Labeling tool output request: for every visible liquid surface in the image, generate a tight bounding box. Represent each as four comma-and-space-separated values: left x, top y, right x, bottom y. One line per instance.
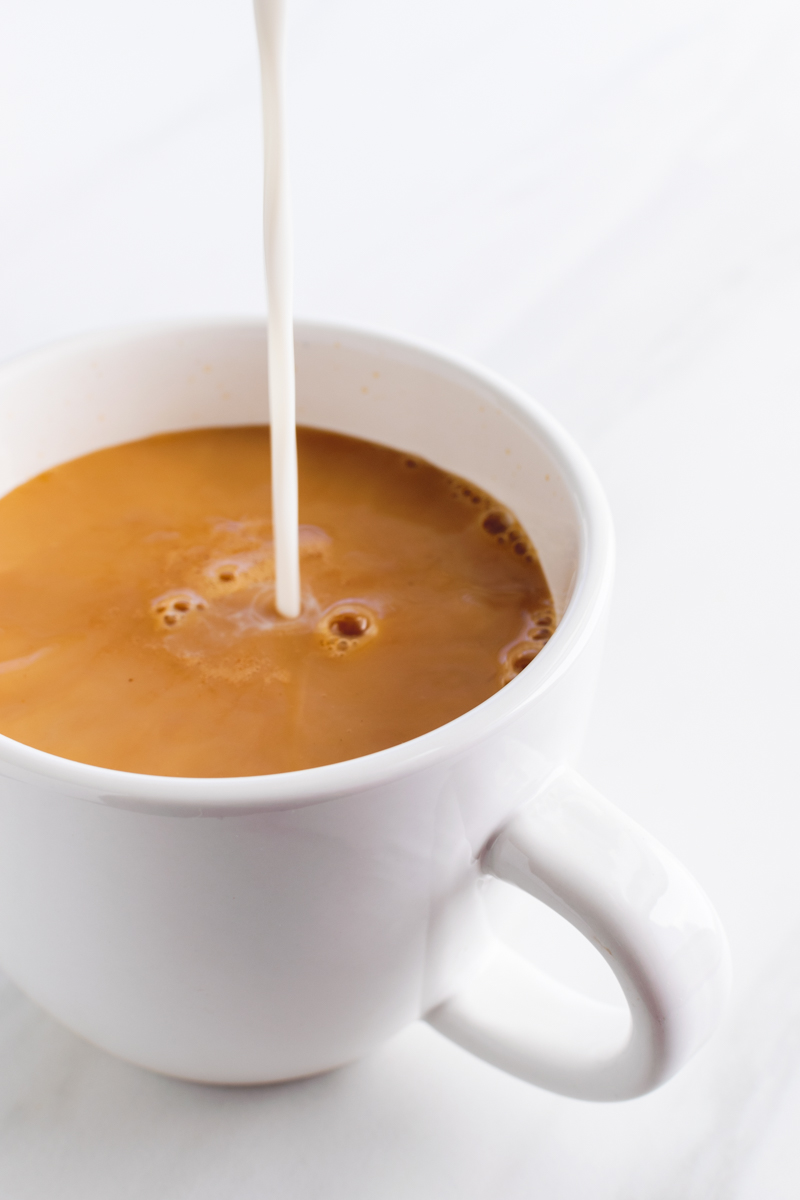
0, 427, 555, 776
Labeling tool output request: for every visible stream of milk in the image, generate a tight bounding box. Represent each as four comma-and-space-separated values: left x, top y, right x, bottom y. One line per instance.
253, 0, 301, 619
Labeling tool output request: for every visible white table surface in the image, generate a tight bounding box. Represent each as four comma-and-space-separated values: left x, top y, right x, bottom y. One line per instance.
1, 1, 799, 1195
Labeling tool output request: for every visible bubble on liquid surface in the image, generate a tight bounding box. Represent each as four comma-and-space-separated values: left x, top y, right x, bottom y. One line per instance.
151, 591, 207, 629
483, 511, 510, 536
499, 612, 555, 685
318, 604, 378, 656
330, 612, 370, 638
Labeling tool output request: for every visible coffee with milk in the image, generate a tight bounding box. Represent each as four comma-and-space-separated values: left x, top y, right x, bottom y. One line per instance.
0, 425, 554, 776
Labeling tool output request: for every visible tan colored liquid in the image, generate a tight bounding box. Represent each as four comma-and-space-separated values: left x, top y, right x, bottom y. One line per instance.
0, 427, 555, 776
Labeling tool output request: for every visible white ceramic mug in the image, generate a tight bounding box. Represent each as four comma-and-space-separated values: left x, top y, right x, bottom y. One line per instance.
0, 321, 730, 1100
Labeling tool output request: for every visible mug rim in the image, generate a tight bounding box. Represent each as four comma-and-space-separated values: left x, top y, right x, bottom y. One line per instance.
0, 318, 614, 812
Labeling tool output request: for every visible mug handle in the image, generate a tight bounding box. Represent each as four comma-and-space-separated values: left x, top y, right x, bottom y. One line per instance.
426, 767, 731, 1100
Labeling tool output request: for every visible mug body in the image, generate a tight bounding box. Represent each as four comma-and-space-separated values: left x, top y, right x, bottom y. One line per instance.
0, 322, 612, 1082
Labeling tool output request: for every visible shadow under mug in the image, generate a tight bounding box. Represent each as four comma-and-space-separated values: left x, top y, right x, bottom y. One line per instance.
0, 321, 730, 1100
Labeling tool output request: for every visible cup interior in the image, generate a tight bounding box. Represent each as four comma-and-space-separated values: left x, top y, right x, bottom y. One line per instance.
0, 321, 587, 618
0, 320, 612, 804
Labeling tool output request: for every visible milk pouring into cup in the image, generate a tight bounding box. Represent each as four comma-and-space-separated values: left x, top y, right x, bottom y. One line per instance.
254, 0, 300, 620
0, 2, 731, 1099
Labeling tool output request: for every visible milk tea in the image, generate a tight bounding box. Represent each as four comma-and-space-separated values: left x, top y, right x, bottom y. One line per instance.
0, 426, 555, 776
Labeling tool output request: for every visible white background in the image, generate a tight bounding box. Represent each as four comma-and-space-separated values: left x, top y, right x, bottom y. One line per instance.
1, 1, 800, 1195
